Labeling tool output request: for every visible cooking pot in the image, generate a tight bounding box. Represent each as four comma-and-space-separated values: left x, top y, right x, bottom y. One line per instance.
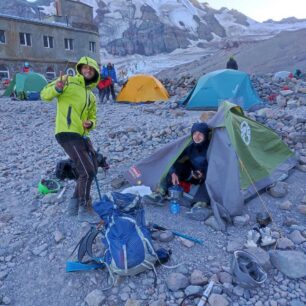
168, 185, 183, 200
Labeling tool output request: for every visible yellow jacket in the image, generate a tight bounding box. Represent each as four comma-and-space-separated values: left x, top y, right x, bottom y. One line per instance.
41, 56, 100, 136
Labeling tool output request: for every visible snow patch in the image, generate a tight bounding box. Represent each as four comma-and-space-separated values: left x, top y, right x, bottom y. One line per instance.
39, 3, 56, 16
100, 45, 213, 77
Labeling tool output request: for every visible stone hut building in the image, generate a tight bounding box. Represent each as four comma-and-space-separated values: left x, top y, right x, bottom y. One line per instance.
0, 0, 100, 82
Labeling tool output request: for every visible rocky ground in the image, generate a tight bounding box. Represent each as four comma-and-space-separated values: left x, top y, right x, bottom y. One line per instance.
0, 74, 306, 306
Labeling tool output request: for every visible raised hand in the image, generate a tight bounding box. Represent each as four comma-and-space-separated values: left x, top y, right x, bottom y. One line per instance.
55, 71, 68, 92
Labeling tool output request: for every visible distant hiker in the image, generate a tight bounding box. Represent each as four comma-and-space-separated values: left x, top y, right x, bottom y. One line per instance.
97, 74, 112, 103
40, 56, 100, 223
22, 62, 31, 73
226, 56, 238, 70
144, 122, 210, 205
294, 69, 302, 79
102, 62, 117, 101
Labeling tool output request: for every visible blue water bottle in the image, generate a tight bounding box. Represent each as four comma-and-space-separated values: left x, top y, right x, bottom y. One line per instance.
170, 199, 181, 215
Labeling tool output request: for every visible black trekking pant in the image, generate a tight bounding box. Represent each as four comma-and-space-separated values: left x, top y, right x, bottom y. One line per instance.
109, 84, 116, 100
56, 135, 97, 204
98, 88, 110, 103
165, 161, 210, 203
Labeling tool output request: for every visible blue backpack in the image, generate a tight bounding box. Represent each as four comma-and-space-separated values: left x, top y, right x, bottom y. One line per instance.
96, 192, 157, 277
69, 192, 158, 285
66, 193, 175, 290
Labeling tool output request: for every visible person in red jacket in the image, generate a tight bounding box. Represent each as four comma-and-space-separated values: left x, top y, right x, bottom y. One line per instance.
97, 74, 112, 103
22, 62, 31, 73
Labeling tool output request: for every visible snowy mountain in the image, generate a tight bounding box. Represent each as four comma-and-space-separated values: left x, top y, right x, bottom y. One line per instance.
3, 0, 306, 56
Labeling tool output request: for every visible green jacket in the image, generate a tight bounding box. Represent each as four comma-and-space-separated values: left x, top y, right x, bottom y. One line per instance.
41, 56, 100, 136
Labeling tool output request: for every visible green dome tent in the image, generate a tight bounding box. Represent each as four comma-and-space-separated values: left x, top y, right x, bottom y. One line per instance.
181, 69, 263, 111
3, 72, 48, 100
125, 101, 296, 230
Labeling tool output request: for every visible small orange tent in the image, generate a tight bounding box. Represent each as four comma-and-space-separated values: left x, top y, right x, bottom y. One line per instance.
116, 74, 169, 103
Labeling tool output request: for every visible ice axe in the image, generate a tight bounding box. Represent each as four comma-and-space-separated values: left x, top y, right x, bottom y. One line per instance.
151, 223, 204, 245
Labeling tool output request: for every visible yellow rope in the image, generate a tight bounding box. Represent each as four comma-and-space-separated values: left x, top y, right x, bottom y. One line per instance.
240, 157, 287, 242
239, 158, 274, 223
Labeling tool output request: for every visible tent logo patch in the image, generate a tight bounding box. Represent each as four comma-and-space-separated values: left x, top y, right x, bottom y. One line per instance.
129, 166, 141, 179
240, 121, 251, 145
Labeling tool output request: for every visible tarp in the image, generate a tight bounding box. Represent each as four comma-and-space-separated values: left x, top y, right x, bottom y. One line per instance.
116, 74, 169, 103
125, 101, 296, 230
181, 69, 263, 110
3, 72, 48, 99
273, 71, 291, 81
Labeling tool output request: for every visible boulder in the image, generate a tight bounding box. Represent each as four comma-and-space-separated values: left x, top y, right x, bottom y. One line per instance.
166, 273, 189, 291
208, 293, 229, 306
269, 250, 306, 279
276, 237, 294, 250
267, 182, 288, 198
84, 289, 105, 306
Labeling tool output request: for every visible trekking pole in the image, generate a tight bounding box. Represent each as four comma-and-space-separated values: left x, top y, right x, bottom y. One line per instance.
197, 280, 214, 306
152, 224, 204, 245
82, 136, 103, 201
94, 175, 102, 201
89, 150, 102, 201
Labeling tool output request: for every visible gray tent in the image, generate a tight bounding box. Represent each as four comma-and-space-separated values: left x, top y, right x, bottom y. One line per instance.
125, 101, 296, 230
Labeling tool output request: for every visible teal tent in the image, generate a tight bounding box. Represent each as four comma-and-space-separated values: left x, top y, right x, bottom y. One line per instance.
3, 72, 48, 100
181, 69, 263, 110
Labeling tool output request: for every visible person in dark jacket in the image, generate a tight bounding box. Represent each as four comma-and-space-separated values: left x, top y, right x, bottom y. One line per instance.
102, 63, 117, 101
169, 122, 209, 188
226, 56, 238, 70
144, 122, 210, 205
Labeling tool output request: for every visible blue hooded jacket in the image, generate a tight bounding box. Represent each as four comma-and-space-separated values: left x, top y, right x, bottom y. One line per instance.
102, 64, 117, 83
170, 122, 210, 178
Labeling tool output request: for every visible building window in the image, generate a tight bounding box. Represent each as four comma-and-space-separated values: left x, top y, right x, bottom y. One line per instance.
20, 32, 31, 46
0, 65, 10, 80
0, 30, 5, 44
46, 67, 56, 80
64, 38, 73, 50
66, 68, 75, 76
43, 35, 54, 48
89, 41, 96, 52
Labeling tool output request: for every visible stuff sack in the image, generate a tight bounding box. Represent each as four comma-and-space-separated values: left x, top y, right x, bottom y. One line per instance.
55, 159, 78, 180
55, 153, 108, 181
27, 91, 40, 100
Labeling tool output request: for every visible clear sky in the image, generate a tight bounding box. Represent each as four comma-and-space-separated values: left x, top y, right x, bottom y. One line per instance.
200, 0, 306, 22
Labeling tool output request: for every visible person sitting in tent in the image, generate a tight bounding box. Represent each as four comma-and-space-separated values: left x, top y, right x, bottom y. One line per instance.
226, 56, 238, 70
144, 122, 210, 206
102, 62, 117, 101
97, 74, 112, 103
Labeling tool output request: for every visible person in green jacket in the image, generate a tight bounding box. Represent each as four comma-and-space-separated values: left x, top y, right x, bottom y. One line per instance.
41, 56, 100, 223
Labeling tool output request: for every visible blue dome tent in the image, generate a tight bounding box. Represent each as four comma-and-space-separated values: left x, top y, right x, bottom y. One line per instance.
181, 69, 263, 110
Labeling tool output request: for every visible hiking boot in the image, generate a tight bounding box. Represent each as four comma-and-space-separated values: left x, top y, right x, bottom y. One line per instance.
186, 207, 212, 221
142, 192, 166, 206
78, 199, 101, 224
67, 197, 79, 216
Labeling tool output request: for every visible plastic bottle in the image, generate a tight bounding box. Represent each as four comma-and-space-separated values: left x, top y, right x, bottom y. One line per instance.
169, 199, 181, 215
